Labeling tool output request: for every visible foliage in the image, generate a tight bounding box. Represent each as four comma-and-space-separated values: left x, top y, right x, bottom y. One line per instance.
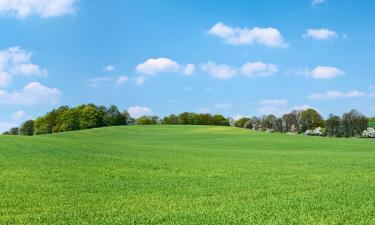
162, 112, 230, 126
19, 120, 34, 136
135, 116, 159, 125
342, 109, 368, 137
234, 117, 250, 128
325, 114, 341, 137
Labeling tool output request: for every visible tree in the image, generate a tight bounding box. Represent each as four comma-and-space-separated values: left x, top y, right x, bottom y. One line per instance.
299, 109, 324, 132
342, 109, 368, 137
261, 115, 277, 131
19, 120, 34, 136
135, 116, 159, 125
212, 114, 230, 126
234, 117, 250, 128
282, 112, 298, 132
161, 114, 179, 125
8, 127, 19, 135
325, 114, 341, 137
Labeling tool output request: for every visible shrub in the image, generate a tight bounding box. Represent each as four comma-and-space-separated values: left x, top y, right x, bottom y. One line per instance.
362, 128, 375, 138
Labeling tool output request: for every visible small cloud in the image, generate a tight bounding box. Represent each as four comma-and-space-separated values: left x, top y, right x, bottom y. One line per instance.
128, 106, 152, 118
103, 65, 116, 72
0, 0, 78, 18
12, 110, 26, 121
241, 61, 278, 77
0, 47, 48, 87
0, 82, 61, 105
200, 61, 237, 79
208, 22, 287, 48
304, 66, 344, 79
183, 64, 195, 76
303, 28, 337, 40
309, 90, 367, 100
136, 57, 180, 76
86, 76, 129, 88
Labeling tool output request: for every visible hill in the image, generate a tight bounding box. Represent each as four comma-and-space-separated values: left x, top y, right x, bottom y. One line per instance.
1, 125, 375, 224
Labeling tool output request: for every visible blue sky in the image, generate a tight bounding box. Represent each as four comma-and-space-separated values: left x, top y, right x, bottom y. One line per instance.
0, 0, 374, 131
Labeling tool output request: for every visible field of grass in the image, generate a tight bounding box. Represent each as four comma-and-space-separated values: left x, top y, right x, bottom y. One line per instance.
369, 121, 375, 128
1, 125, 375, 224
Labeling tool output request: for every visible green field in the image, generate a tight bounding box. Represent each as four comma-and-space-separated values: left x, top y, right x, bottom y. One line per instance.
1, 126, 375, 224
369, 122, 375, 128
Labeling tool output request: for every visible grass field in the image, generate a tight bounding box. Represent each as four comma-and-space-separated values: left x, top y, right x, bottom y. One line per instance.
369, 121, 375, 128
1, 125, 375, 224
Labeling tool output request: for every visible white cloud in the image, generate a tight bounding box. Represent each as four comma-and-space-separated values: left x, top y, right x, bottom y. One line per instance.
260, 99, 288, 106
311, 0, 327, 6
0, 47, 47, 87
214, 102, 231, 109
241, 61, 278, 77
305, 66, 344, 79
12, 110, 26, 121
115, 76, 129, 86
128, 106, 152, 119
208, 22, 287, 48
201, 61, 278, 80
309, 90, 366, 100
200, 61, 237, 79
136, 57, 179, 75
183, 64, 195, 76
135, 58, 194, 84
0, 82, 61, 105
304, 28, 337, 40
103, 65, 115, 72
0, 0, 77, 18
86, 76, 128, 88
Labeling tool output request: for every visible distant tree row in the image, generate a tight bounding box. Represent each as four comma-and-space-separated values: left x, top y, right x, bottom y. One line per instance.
3, 104, 133, 136
1, 104, 372, 138
233, 108, 369, 137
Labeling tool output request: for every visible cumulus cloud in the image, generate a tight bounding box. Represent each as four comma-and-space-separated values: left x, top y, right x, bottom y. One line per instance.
309, 90, 367, 100
128, 106, 152, 119
0, 82, 61, 105
200, 61, 237, 79
12, 110, 26, 121
257, 98, 318, 116
136, 57, 180, 75
208, 22, 287, 48
241, 61, 278, 77
304, 28, 337, 40
86, 76, 129, 88
0, 0, 77, 18
0, 47, 47, 87
135, 57, 195, 84
304, 66, 344, 79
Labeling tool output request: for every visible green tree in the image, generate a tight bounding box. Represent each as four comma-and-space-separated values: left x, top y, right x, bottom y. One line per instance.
19, 120, 34, 136
299, 109, 324, 132
135, 116, 159, 125
325, 114, 341, 137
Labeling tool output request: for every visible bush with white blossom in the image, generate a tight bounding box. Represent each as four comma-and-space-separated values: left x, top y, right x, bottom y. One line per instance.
305, 127, 322, 136
362, 128, 375, 138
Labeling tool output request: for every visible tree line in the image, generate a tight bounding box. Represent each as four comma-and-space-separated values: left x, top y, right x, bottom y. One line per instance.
2, 104, 374, 138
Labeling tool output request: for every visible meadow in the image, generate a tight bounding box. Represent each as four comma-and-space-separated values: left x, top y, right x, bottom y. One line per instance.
1, 125, 375, 224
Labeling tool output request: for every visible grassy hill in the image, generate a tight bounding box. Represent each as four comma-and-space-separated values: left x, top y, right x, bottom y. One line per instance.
1, 125, 375, 224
